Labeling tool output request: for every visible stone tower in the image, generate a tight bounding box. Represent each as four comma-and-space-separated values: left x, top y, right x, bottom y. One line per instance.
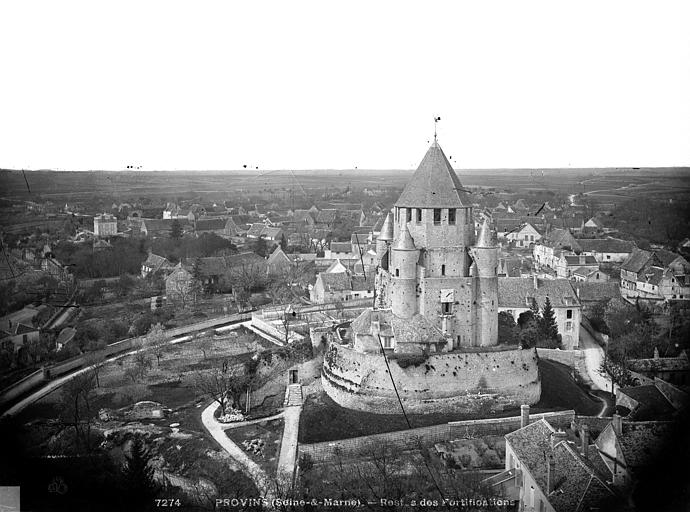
469, 218, 499, 347
374, 140, 498, 350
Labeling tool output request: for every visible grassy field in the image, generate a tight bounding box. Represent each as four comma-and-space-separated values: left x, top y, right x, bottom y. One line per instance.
224, 418, 284, 477
299, 359, 599, 444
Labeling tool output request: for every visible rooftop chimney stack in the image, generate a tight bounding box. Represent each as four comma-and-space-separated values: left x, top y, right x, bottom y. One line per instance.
520, 404, 530, 428
580, 424, 590, 458
612, 414, 622, 436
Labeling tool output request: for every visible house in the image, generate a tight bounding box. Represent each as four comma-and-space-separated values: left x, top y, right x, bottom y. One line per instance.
194, 218, 227, 236
223, 217, 242, 237
165, 252, 266, 302
93, 213, 118, 237
620, 249, 690, 301
576, 238, 636, 264
494, 216, 524, 238
265, 247, 316, 275
498, 277, 581, 349
0, 322, 40, 353
571, 266, 610, 283
309, 271, 374, 304
626, 350, 689, 386
506, 223, 542, 248
555, 254, 599, 279
139, 218, 190, 238
594, 415, 672, 490
498, 415, 616, 512
615, 383, 677, 420
246, 223, 284, 241
533, 228, 582, 271
315, 209, 337, 227
141, 252, 174, 278
41, 256, 70, 282
324, 241, 353, 259
572, 282, 621, 316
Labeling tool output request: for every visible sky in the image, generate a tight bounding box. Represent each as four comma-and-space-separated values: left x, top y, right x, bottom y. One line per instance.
1, 0, 689, 171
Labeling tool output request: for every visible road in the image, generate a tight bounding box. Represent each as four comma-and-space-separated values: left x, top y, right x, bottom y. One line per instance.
200, 401, 275, 500
579, 326, 617, 396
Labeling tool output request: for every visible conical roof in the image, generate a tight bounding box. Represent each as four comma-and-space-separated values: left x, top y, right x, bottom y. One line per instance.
475, 218, 493, 248
378, 213, 394, 241
395, 141, 470, 208
393, 224, 417, 251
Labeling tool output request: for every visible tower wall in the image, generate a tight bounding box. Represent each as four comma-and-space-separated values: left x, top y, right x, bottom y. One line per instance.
322, 342, 541, 414
469, 246, 499, 347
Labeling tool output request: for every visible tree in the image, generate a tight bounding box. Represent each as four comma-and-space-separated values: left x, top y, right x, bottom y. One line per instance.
170, 219, 183, 239
279, 234, 288, 251
145, 323, 167, 367
60, 371, 97, 452
537, 296, 561, 348
193, 364, 249, 414
198, 336, 213, 359
84, 350, 107, 388
122, 436, 159, 505
253, 236, 268, 257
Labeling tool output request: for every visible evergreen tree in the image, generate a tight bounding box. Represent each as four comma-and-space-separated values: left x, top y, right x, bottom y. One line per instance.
122, 436, 158, 505
538, 296, 561, 348
254, 237, 268, 257
280, 234, 288, 251
530, 297, 540, 317
170, 219, 182, 239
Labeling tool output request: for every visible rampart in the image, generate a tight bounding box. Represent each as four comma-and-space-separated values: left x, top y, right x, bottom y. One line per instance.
299, 410, 574, 463
322, 342, 541, 414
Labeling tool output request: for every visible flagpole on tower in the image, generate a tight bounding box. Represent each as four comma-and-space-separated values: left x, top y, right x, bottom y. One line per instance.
434, 116, 441, 142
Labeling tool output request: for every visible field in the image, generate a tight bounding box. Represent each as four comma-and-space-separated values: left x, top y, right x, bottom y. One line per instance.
299, 359, 599, 444
2, 167, 688, 205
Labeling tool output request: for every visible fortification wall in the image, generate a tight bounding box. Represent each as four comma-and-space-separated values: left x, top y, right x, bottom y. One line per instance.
322, 342, 541, 414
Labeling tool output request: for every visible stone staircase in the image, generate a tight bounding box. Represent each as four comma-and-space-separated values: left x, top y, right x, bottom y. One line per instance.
283, 384, 303, 408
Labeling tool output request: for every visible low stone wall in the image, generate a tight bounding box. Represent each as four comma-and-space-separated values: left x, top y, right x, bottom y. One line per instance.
322, 342, 541, 415
299, 410, 574, 463
536, 348, 579, 368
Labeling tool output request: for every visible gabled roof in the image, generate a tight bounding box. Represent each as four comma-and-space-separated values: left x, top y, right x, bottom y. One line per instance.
614, 421, 673, 469
617, 385, 676, 419
621, 249, 653, 273
577, 238, 636, 254
573, 282, 620, 302
351, 309, 446, 345
317, 272, 352, 291
316, 209, 337, 224
195, 218, 227, 231
329, 242, 352, 253
143, 252, 171, 269
498, 278, 580, 308
564, 255, 598, 266
395, 141, 470, 208
627, 352, 689, 373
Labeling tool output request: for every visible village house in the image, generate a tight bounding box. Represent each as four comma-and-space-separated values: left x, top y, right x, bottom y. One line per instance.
533, 228, 582, 271
265, 247, 316, 275
496, 413, 617, 512
571, 266, 611, 283
555, 254, 599, 279
194, 218, 227, 237
615, 377, 686, 420
246, 223, 283, 242
140, 252, 174, 278
594, 415, 671, 491
576, 238, 636, 264
0, 322, 40, 354
138, 218, 191, 238
620, 248, 690, 301
93, 213, 118, 237
498, 277, 581, 349
309, 271, 374, 304
572, 282, 622, 316
626, 350, 689, 386
506, 222, 542, 248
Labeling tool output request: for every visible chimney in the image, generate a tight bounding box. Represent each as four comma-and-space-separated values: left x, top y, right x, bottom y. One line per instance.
520, 404, 530, 428
547, 454, 556, 494
653, 347, 660, 359
579, 254, 586, 265
533, 274, 538, 290
580, 424, 590, 458
612, 414, 622, 436
550, 430, 567, 449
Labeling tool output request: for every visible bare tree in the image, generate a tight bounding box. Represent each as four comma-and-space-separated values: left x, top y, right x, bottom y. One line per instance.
193, 363, 249, 414
84, 350, 106, 388
144, 322, 167, 366
60, 370, 97, 452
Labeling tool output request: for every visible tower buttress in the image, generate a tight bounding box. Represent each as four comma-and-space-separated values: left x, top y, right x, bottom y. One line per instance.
469, 219, 499, 346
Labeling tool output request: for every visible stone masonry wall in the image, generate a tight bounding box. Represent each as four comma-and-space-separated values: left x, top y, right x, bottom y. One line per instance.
322, 342, 541, 414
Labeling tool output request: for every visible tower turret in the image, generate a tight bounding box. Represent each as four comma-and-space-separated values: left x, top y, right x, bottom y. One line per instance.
376, 212, 394, 263
390, 224, 418, 318
469, 218, 499, 346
